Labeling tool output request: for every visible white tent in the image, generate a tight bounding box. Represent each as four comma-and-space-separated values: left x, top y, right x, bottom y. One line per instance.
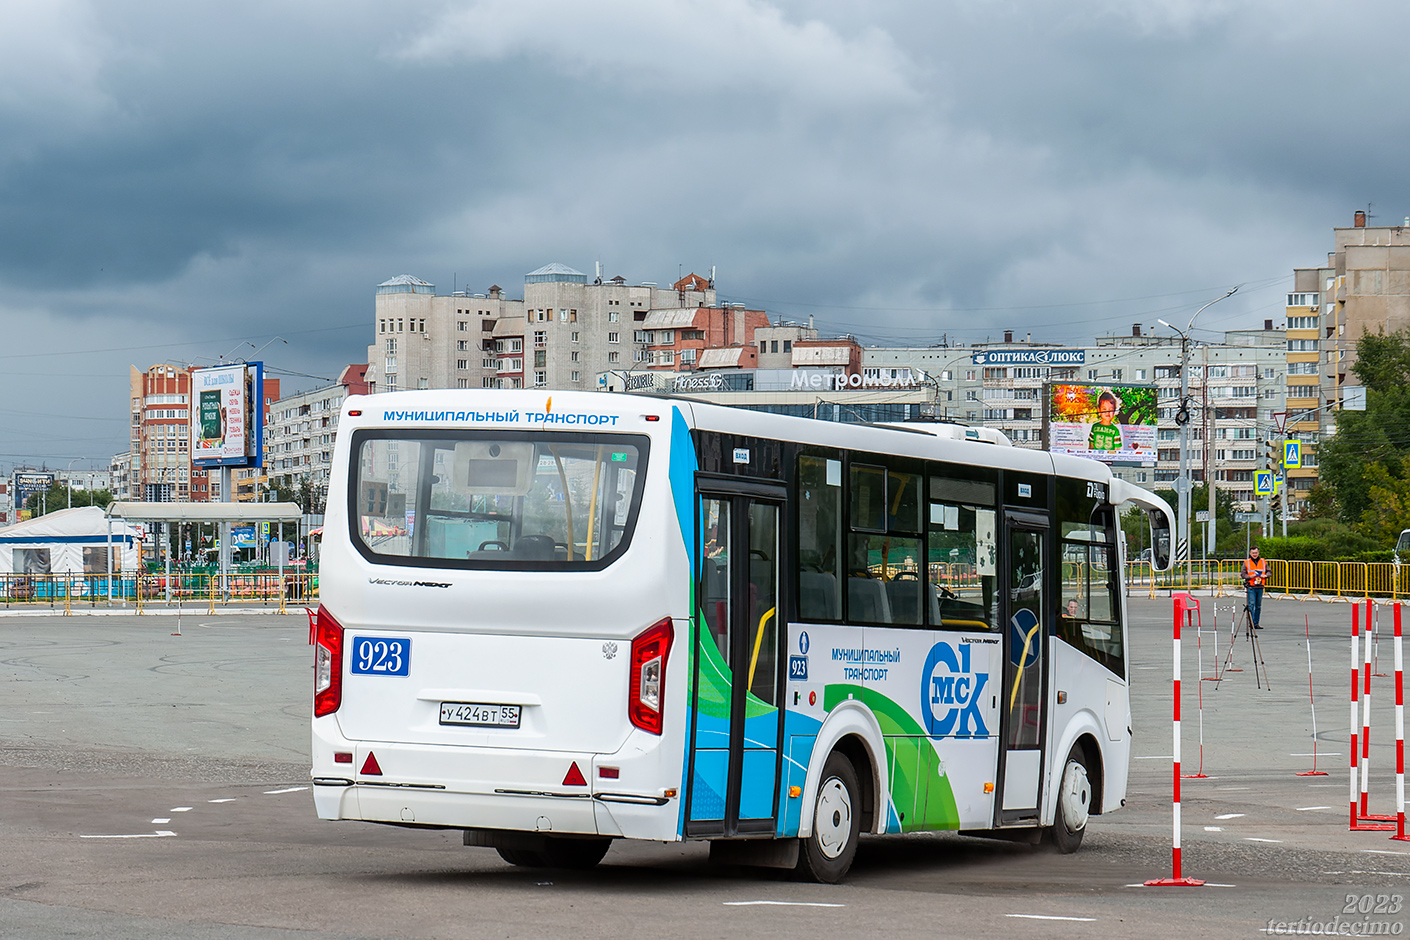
0, 506, 141, 576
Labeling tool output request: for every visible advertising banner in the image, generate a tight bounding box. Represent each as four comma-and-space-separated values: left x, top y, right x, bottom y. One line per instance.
13, 472, 55, 515
1044, 384, 1157, 465
191, 363, 264, 469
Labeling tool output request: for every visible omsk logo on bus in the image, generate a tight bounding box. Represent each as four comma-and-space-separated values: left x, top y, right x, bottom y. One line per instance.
1008, 609, 1041, 668
789, 631, 809, 681
920, 641, 988, 737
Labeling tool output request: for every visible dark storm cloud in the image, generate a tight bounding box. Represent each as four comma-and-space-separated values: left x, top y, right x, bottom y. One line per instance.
0, 0, 1406, 463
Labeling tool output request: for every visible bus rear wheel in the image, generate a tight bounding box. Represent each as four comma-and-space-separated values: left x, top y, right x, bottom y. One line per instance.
796, 752, 861, 883
1046, 745, 1091, 854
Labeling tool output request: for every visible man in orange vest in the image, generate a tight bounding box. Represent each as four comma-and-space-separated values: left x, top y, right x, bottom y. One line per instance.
1242, 546, 1268, 629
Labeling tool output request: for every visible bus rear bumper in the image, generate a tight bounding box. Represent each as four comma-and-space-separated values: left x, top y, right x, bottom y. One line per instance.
311, 733, 682, 841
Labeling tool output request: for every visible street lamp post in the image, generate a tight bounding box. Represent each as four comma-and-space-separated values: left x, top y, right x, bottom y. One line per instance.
66, 458, 82, 509
1158, 286, 1239, 570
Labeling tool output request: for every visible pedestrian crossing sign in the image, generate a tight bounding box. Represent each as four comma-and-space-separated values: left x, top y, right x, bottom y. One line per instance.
1284, 440, 1301, 469
1255, 470, 1274, 496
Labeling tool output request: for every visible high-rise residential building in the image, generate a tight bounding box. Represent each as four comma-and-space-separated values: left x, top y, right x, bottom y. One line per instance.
262, 365, 369, 507
365, 266, 719, 394
1285, 209, 1410, 515
128, 364, 204, 502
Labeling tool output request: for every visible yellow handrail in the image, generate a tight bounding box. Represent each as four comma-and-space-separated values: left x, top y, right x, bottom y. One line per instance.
746, 606, 776, 692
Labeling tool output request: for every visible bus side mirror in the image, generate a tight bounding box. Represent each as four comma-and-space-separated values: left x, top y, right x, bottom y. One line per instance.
1148, 507, 1172, 571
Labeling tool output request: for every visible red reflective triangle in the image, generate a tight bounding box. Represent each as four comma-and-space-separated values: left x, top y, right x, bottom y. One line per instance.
360, 752, 383, 776
562, 761, 587, 787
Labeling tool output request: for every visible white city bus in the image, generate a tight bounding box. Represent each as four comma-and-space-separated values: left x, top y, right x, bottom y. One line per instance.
310, 390, 1172, 882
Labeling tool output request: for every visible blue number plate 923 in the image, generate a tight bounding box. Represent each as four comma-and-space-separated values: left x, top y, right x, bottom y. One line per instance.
350, 636, 411, 677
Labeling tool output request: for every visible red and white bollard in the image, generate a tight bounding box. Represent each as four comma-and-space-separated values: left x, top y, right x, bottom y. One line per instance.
1394, 604, 1410, 842
1363, 598, 1395, 823
1146, 592, 1205, 887
1352, 600, 1395, 830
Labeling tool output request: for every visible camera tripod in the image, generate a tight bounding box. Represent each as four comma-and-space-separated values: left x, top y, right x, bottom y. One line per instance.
1216, 598, 1270, 690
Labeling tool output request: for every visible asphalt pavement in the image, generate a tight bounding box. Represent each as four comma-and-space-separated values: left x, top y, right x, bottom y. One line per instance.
1, 597, 1408, 939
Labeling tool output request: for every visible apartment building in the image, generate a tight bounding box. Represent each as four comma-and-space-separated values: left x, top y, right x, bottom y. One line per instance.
862, 325, 1286, 504
126, 364, 207, 502
636, 304, 771, 371
364, 266, 718, 395
1284, 209, 1410, 515
110, 453, 132, 503
259, 365, 369, 505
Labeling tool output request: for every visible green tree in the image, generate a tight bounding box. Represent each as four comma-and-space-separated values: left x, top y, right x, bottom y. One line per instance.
1359, 455, 1410, 545
24, 484, 113, 517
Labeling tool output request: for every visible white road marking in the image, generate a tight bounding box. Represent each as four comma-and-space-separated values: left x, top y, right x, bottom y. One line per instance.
170, 807, 192, 812
1296, 806, 1331, 811
1215, 813, 1244, 819
1134, 756, 1173, 760
1246, 838, 1282, 843
1217, 786, 1251, 791
1006, 914, 1096, 922
208, 798, 236, 803
151, 818, 170, 824
80, 830, 177, 839
1362, 850, 1410, 856
724, 901, 846, 908
1204, 826, 1223, 831
263, 786, 308, 795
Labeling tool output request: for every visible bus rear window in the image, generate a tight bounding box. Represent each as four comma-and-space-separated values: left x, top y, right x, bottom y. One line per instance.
350, 431, 649, 570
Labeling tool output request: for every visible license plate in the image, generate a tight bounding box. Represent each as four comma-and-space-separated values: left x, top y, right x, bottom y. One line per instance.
439, 702, 521, 728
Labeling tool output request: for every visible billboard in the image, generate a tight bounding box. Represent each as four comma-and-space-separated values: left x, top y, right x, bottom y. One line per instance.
1044, 384, 1157, 466
191, 362, 264, 469
13, 472, 55, 516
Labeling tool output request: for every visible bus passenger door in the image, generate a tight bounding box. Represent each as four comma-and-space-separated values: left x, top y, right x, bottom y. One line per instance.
999, 515, 1047, 824
686, 485, 784, 838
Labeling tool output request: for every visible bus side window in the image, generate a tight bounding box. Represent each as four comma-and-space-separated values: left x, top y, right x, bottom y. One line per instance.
796, 455, 842, 622
1055, 478, 1123, 675
844, 457, 924, 626
701, 498, 731, 663
928, 470, 998, 631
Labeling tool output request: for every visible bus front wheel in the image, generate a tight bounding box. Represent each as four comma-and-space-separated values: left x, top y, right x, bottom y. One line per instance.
796, 752, 861, 883
1047, 745, 1091, 854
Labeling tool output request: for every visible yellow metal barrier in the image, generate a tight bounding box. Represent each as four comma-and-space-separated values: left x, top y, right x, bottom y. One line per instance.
1124, 558, 1410, 603
0, 569, 316, 612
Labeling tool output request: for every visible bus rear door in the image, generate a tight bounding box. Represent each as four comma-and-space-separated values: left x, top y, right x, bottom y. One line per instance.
686, 479, 786, 838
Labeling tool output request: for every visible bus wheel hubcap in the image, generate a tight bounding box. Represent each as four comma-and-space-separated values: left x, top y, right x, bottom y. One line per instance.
815, 776, 852, 859
1060, 759, 1090, 832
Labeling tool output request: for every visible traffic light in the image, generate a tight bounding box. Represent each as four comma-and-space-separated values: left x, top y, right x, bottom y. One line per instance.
1271, 493, 1282, 516
1266, 440, 1279, 468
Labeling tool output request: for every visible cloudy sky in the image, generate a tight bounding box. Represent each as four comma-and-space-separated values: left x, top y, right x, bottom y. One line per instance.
2, 0, 1407, 470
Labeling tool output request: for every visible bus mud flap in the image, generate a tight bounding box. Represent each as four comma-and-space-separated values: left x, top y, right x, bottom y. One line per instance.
709, 838, 799, 870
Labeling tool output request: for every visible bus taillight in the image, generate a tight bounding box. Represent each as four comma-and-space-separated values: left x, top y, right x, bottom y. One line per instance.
313, 605, 344, 717
628, 617, 673, 735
